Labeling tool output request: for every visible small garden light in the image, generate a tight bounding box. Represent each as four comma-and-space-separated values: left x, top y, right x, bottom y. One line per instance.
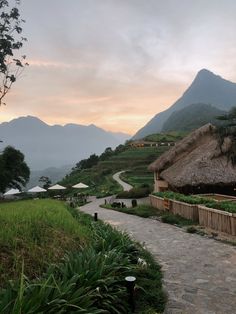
94, 212, 98, 221
125, 276, 136, 312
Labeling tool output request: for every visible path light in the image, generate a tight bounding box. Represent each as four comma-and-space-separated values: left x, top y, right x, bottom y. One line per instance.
125, 276, 136, 312
94, 212, 98, 221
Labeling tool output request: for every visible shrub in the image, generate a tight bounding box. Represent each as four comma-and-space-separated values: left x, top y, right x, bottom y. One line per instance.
0, 208, 166, 313
117, 187, 151, 199
161, 213, 193, 226
187, 226, 197, 233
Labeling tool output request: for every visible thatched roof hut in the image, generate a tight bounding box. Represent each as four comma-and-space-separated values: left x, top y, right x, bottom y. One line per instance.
149, 123, 236, 194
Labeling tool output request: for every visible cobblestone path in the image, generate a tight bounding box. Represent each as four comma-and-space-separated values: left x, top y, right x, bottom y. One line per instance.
80, 198, 236, 314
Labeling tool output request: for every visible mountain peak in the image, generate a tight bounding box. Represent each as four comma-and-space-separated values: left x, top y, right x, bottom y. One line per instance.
133, 69, 236, 139
195, 69, 220, 81
2, 115, 48, 128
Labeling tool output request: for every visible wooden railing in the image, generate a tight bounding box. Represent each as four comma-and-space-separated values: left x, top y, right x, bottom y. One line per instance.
149, 194, 236, 235
198, 205, 236, 236
149, 195, 199, 222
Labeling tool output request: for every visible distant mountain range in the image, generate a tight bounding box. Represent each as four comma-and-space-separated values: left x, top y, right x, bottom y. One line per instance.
133, 69, 236, 139
28, 165, 72, 188
0, 116, 130, 170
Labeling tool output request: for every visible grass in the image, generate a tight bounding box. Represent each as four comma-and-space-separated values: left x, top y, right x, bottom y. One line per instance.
144, 131, 187, 142
0, 200, 166, 313
61, 145, 170, 197
102, 203, 194, 226
102, 204, 159, 218
116, 186, 151, 199
0, 199, 90, 286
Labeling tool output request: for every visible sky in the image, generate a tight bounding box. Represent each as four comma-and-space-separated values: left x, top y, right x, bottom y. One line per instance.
1, 0, 236, 134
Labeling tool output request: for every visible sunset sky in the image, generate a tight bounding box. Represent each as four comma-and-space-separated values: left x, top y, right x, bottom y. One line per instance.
1, 0, 236, 134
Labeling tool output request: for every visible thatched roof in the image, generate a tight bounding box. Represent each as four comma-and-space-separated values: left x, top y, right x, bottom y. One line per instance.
149, 123, 236, 187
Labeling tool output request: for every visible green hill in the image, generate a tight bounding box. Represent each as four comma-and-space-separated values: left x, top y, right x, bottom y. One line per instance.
162, 103, 226, 132
61, 133, 185, 196
133, 69, 236, 138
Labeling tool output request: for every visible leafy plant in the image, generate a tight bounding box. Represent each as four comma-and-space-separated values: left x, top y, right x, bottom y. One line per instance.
117, 187, 151, 199
0, 200, 166, 313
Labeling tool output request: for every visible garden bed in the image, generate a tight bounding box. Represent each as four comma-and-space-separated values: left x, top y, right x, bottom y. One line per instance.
151, 192, 236, 235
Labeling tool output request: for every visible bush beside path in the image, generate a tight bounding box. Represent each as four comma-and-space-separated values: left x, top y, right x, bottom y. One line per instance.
80, 197, 236, 314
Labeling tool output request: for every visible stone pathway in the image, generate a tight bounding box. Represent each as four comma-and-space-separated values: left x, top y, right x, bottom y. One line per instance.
112, 171, 133, 191
80, 197, 236, 314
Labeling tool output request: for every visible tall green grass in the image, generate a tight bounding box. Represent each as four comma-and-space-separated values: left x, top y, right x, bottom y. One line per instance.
0, 199, 90, 285
0, 206, 166, 313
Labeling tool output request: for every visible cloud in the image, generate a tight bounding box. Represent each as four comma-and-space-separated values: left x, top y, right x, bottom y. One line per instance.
2, 0, 236, 134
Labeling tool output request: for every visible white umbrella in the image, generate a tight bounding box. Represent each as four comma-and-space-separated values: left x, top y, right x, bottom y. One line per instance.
4, 188, 21, 196
28, 186, 47, 193
48, 184, 66, 190
72, 182, 89, 189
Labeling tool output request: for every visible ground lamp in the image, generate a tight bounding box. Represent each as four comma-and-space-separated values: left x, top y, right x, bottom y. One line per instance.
125, 276, 136, 312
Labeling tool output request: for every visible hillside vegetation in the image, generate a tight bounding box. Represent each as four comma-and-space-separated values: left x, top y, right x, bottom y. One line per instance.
162, 103, 225, 132
0, 199, 166, 313
61, 143, 176, 196
0, 199, 90, 286
133, 69, 236, 138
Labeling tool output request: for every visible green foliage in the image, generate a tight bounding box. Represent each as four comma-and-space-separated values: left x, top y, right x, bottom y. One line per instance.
161, 213, 193, 226
62, 144, 168, 197
0, 199, 90, 285
74, 153, 99, 171
162, 103, 225, 132
154, 191, 208, 204
154, 191, 236, 213
0, 146, 30, 193
102, 204, 160, 218
0, 203, 166, 313
0, 0, 28, 105
144, 131, 186, 142
186, 226, 197, 233
117, 186, 151, 199
39, 175, 51, 189
216, 106, 236, 164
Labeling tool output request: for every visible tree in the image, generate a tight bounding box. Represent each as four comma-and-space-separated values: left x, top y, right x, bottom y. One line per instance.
0, 0, 27, 105
74, 154, 99, 171
0, 145, 30, 193
39, 176, 51, 189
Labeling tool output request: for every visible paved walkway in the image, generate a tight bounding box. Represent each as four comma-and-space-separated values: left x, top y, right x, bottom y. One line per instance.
80, 198, 236, 314
112, 171, 133, 191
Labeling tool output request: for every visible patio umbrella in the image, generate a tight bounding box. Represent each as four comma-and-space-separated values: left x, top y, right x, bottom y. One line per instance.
72, 182, 89, 189
28, 186, 47, 193
48, 184, 66, 190
4, 188, 21, 196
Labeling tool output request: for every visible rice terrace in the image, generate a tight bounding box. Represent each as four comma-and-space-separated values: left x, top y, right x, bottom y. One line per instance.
1, 0, 236, 313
